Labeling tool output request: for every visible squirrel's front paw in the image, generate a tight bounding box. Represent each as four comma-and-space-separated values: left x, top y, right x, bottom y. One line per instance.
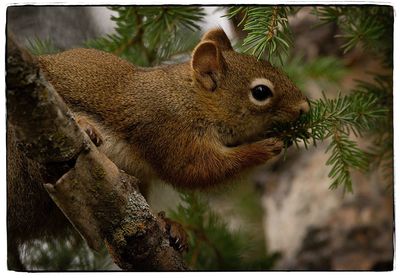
157, 211, 189, 253
76, 117, 103, 146
258, 137, 284, 156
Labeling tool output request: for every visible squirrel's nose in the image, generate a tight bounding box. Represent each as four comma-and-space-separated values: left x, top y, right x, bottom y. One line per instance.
298, 99, 310, 116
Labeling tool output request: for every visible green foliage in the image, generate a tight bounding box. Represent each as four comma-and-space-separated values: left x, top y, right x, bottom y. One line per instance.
314, 6, 393, 66
87, 6, 205, 66
169, 193, 279, 270
226, 6, 294, 63
27, 37, 59, 55
21, 235, 113, 270
272, 90, 388, 192
353, 74, 393, 179
271, 54, 347, 91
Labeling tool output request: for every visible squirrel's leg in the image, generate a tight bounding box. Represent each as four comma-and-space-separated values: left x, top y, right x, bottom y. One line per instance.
163, 137, 283, 188
208, 137, 284, 184
228, 137, 283, 166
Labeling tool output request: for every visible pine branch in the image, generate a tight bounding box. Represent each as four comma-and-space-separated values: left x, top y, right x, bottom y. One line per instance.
113, 8, 144, 57
326, 131, 368, 192
87, 6, 205, 66
226, 6, 293, 63
314, 6, 393, 66
355, 75, 393, 184
169, 193, 278, 270
27, 36, 59, 55
270, 91, 388, 192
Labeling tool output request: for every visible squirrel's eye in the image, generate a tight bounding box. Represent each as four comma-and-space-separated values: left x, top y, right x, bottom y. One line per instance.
251, 85, 273, 101
250, 85, 273, 105
249, 78, 275, 106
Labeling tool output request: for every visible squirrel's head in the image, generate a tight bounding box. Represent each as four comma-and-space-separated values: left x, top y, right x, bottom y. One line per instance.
191, 28, 309, 146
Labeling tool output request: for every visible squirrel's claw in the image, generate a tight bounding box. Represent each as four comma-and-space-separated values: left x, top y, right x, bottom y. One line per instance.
157, 211, 189, 253
76, 117, 103, 146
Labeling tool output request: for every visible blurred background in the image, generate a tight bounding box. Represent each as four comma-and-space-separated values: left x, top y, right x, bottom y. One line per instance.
7, 6, 393, 270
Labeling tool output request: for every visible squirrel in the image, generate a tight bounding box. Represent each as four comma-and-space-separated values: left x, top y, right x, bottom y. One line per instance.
7, 28, 309, 269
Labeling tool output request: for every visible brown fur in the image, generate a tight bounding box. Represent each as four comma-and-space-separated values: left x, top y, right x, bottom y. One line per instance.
7, 29, 308, 266
35, 28, 308, 188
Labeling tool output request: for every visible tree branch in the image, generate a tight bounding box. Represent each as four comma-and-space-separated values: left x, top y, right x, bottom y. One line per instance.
6, 35, 187, 271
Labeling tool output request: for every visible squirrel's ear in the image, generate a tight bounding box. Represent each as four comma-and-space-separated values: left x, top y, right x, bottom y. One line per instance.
191, 41, 225, 92
201, 28, 233, 51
